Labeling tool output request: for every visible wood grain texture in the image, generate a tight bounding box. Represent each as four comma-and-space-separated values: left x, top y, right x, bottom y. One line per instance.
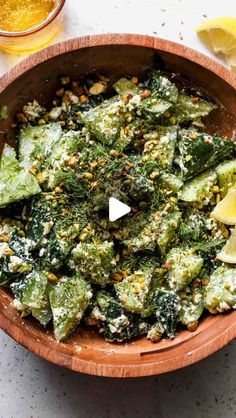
0, 34, 236, 377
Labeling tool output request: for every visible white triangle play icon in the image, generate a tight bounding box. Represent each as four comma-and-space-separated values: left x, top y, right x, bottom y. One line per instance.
109, 197, 131, 222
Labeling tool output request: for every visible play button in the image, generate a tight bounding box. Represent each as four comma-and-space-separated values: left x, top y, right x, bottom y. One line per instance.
109, 197, 131, 222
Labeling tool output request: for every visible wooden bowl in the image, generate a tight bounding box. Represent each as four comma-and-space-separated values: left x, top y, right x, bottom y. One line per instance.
0, 34, 236, 378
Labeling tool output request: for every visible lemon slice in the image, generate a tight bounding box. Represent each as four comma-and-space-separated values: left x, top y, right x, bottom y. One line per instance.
217, 227, 236, 263
196, 17, 236, 72
211, 187, 236, 225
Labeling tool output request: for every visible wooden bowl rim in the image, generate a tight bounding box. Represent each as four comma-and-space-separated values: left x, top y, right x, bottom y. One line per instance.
0, 34, 236, 92
0, 34, 236, 377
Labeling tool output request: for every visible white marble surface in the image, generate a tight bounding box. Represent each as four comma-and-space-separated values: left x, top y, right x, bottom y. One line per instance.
0, 332, 236, 418
1, 0, 236, 76
0, 1, 236, 417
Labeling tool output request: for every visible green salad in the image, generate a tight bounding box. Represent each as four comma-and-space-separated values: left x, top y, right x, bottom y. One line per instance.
0, 69, 236, 343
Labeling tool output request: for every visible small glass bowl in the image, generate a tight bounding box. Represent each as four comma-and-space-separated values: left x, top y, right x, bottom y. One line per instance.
0, 0, 66, 54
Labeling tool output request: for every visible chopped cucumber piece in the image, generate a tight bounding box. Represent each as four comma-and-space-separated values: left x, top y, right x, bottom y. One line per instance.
19, 123, 62, 169
49, 275, 92, 342
216, 160, 236, 197
72, 241, 116, 285
143, 126, 177, 169
11, 270, 47, 309
204, 266, 236, 313
89, 291, 148, 342
168, 94, 216, 124
0, 144, 41, 207
113, 78, 139, 95
177, 130, 234, 180
166, 247, 203, 291
178, 170, 217, 205
115, 270, 152, 314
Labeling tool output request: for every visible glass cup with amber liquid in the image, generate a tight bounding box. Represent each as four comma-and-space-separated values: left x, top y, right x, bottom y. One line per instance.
0, 0, 66, 54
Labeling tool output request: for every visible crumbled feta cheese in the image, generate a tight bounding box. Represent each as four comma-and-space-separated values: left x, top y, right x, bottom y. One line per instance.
0, 242, 9, 258
49, 107, 62, 120
52, 307, 67, 321
109, 314, 130, 334
23, 100, 45, 120
225, 276, 236, 293
218, 301, 231, 312
8, 256, 29, 273
12, 299, 26, 311
39, 248, 46, 257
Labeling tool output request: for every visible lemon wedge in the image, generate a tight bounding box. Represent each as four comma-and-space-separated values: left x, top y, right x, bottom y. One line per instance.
196, 17, 236, 73
211, 187, 236, 225
217, 227, 236, 263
